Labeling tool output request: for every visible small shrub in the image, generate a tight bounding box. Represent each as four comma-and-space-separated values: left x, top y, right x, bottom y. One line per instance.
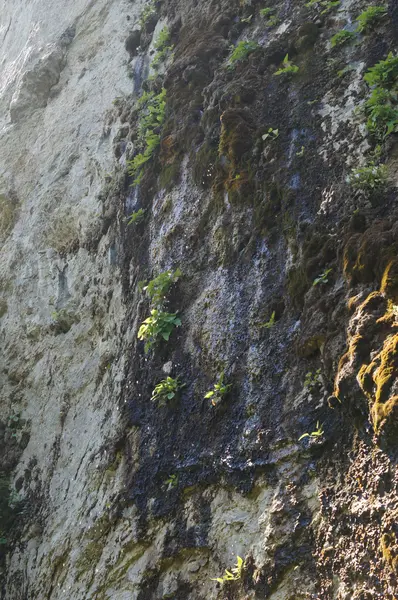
151, 376, 184, 405
260, 311, 276, 329
365, 88, 398, 138
137, 309, 181, 352
151, 26, 174, 69
141, 268, 182, 307
211, 556, 244, 584
164, 474, 178, 490
126, 208, 145, 225
262, 128, 279, 141
356, 5, 387, 33
229, 41, 259, 66
298, 421, 324, 441
304, 369, 322, 390
274, 54, 299, 76
364, 53, 398, 88
205, 373, 231, 406
330, 29, 356, 48
313, 268, 332, 286
348, 163, 388, 192
127, 88, 166, 184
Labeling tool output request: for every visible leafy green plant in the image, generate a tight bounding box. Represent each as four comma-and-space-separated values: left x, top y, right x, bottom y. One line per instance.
127, 88, 166, 184
151, 26, 174, 69
151, 376, 184, 405
299, 421, 324, 441
330, 29, 356, 48
262, 128, 279, 141
260, 7, 279, 26
313, 268, 332, 286
355, 5, 387, 33
305, 0, 340, 15
363, 54, 398, 138
229, 41, 259, 66
164, 474, 178, 490
137, 310, 181, 352
260, 311, 276, 329
140, 0, 157, 28
126, 208, 145, 225
141, 268, 182, 307
211, 556, 244, 584
205, 373, 231, 406
348, 162, 388, 192
304, 369, 322, 390
274, 54, 299, 76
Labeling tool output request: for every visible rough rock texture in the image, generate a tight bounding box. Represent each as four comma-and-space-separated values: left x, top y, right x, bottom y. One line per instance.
0, 0, 397, 599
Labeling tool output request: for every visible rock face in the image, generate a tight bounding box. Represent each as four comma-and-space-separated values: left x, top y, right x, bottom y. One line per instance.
0, 0, 397, 599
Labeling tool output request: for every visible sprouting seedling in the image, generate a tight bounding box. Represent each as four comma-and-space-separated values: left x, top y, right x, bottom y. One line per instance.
274, 54, 299, 76
262, 128, 279, 141
313, 268, 332, 286
296, 146, 305, 157
151, 376, 185, 405
260, 311, 276, 329
205, 373, 231, 406
299, 421, 324, 441
211, 556, 244, 584
164, 474, 178, 490
126, 208, 145, 225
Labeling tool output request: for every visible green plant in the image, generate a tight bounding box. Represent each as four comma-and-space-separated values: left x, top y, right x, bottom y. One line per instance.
274, 54, 299, 76
364, 53, 398, 88
228, 41, 259, 66
205, 373, 231, 406
164, 474, 178, 490
363, 55, 398, 138
151, 376, 184, 405
151, 26, 174, 69
296, 145, 305, 156
140, 0, 157, 28
262, 128, 279, 141
299, 421, 324, 441
137, 310, 181, 352
211, 556, 244, 584
127, 88, 166, 184
313, 268, 332, 286
355, 5, 387, 33
141, 268, 182, 307
330, 29, 356, 48
304, 369, 322, 390
260, 311, 276, 329
348, 163, 388, 192
305, 0, 340, 15
126, 208, 145, 225
260, 7, 279, 26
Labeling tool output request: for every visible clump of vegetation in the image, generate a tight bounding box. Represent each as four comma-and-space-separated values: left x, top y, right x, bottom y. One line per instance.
262, 128, 279, 141
151, 26, 174, 69
0, 194, 18, 241
164, 474, 178, 490
139, 0, 157, 28
313, 268, 332, 286
355, 5, 387, 33
260, 311, 276, 329
298, 421, 324, 441
141, 268, 182, 307
151, 376, 184, 405
228, 41, 259, 67
211, 556, 244, 584
363, 54, 398, 138
126, 208, 145, 225
127, 88, 166, 184
305, 0, 340, 15
137, 310, 181, 352
260, 7, 279, 27
330, 29, 356, 48
205, 373, 231, 406
348, 162, 388, 193
304, 369, 322, 390
274, 54, 299, 76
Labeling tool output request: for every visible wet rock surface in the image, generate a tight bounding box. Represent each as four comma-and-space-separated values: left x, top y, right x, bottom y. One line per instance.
0, 0, 397, 598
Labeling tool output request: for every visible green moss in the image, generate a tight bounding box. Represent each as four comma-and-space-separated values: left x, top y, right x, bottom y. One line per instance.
380, 260, 398, 302
287, 265, 309, 308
